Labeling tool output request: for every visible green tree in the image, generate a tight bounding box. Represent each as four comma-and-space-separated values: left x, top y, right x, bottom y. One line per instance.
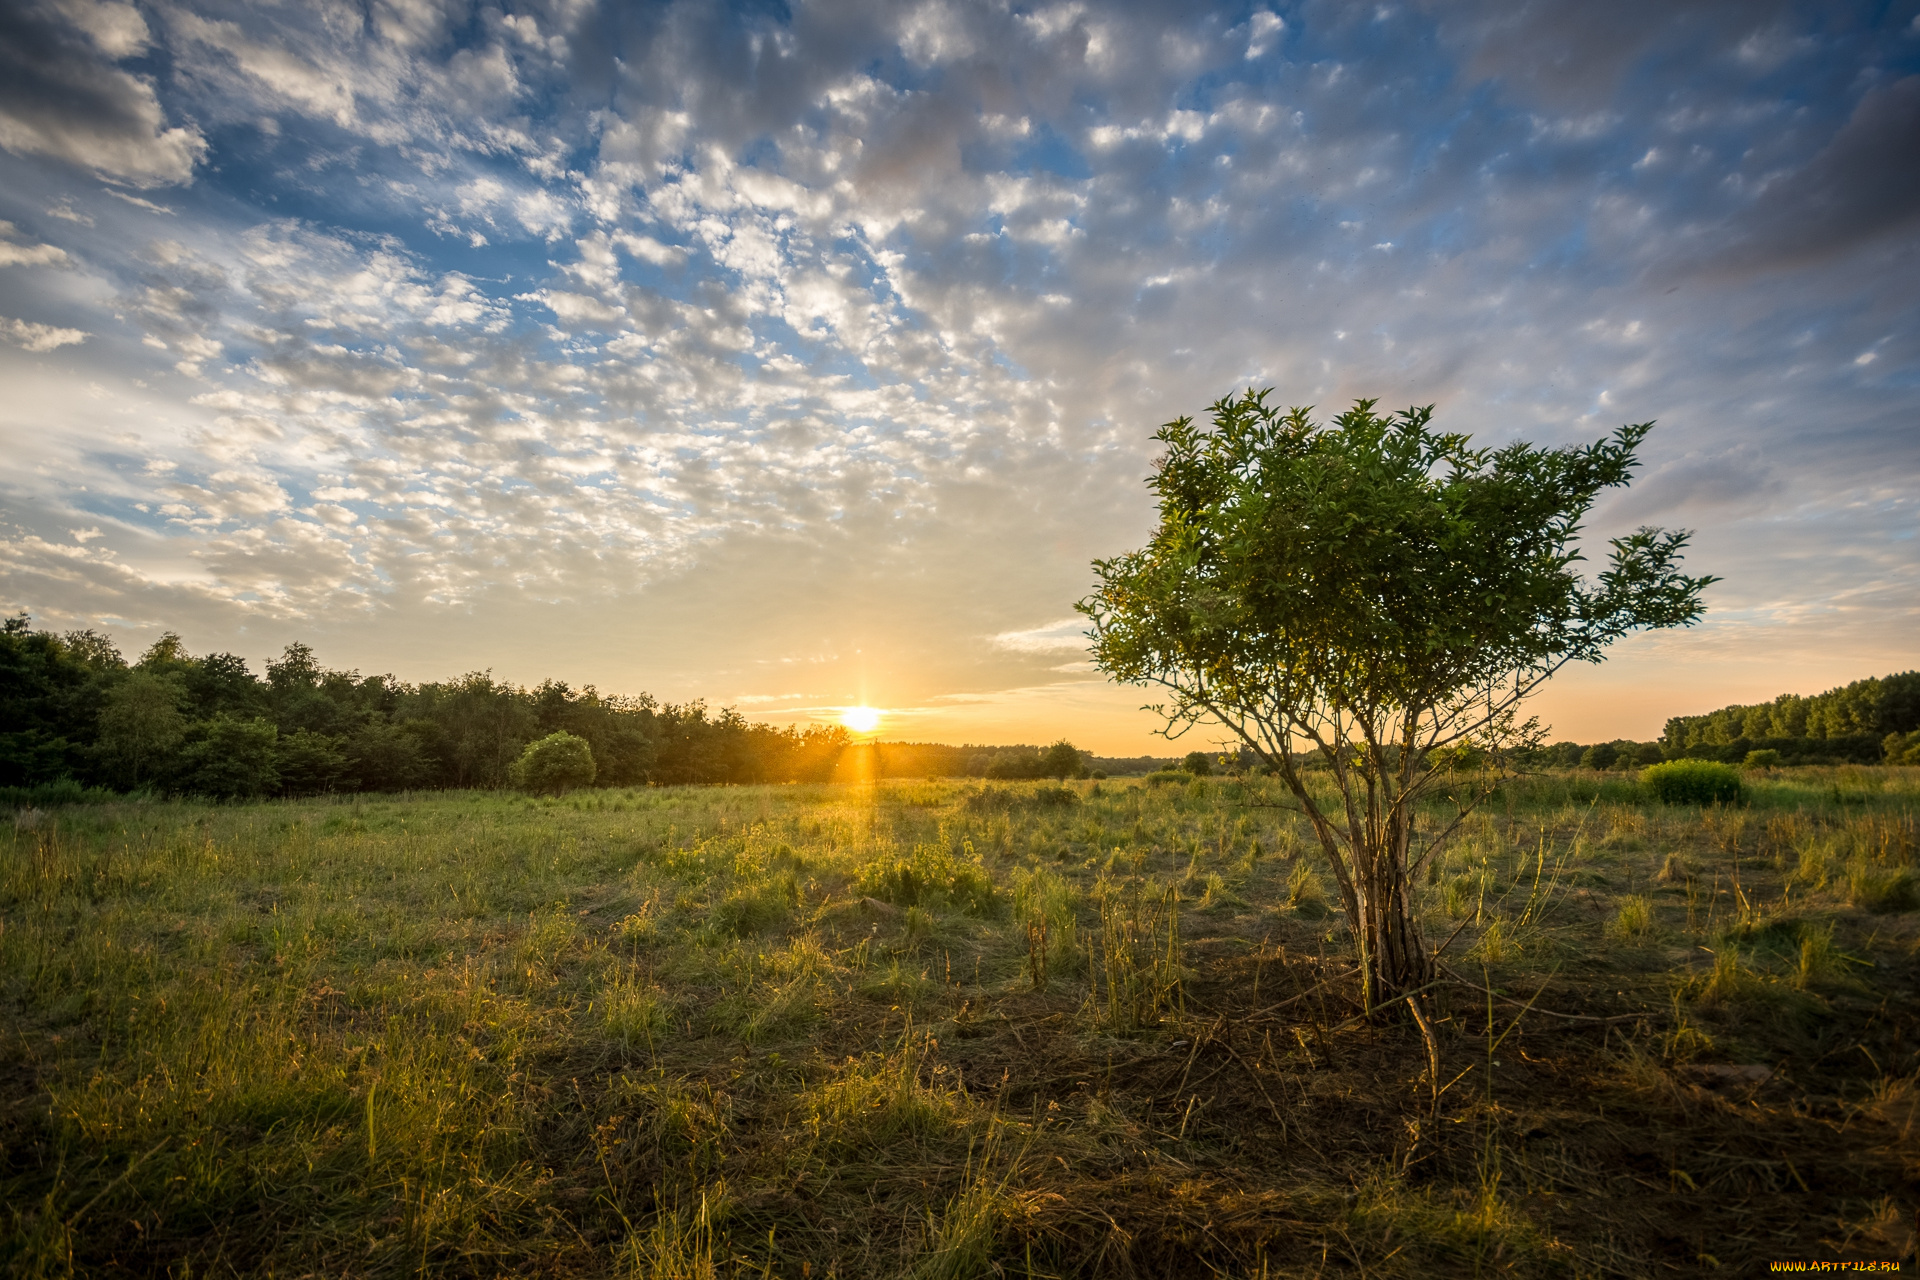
1080, 392, 1714, 1006
276, 730, 346, 795
96, 670, 187, 786
1579, 743, 1619, 770
0, 615, 124, 785
509, 731, 596, 794
343, 721, 430, 792
1182, 750, 1214, 776
176, 716, 281, 799
1041, 739, 1085, 780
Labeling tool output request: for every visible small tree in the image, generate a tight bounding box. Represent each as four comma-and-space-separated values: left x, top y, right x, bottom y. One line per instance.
1080, 392, 1714, 1007
1040, 739, 1085, 780
510, 731, 596, 794
1182, 751, 1213, 776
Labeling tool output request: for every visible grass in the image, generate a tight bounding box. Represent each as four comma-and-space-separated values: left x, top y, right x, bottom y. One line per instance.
2, 768, 1918, 1276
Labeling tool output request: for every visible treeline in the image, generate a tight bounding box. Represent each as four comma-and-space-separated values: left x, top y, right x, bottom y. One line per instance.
864, 742, 1166, 779
1, 617, 851, 798
1659, 671, 1920, 765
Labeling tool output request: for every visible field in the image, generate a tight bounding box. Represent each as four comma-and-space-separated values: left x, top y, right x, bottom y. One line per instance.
4, 768, 1918, 1277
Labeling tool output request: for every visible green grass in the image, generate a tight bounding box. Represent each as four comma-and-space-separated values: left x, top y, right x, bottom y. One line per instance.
3, 768, 1918, 1276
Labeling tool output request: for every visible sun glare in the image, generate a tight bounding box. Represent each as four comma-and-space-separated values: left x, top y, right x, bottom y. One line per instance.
840, 705, 882, 734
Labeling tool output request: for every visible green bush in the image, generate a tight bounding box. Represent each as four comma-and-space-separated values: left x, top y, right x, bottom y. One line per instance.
509, 731, 596, 794
1742, 748, 1782, 769
855, 844, 998, 917
1640, 759, 1742, 805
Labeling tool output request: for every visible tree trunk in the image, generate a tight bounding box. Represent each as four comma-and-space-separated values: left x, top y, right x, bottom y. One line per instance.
1353, 854, 1432, 1010
1272, 747, 1433, 1011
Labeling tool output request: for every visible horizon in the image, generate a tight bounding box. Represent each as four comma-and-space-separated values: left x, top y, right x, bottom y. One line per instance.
2, 1, 1916, 755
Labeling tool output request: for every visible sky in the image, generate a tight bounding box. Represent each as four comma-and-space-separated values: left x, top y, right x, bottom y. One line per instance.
0, 0, 1916, 754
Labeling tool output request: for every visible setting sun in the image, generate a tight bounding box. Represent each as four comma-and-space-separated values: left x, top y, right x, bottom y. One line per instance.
839, 705, 882, 734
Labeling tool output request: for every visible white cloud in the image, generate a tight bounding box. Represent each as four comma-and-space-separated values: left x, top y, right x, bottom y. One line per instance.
2, 317, 89, 351
991, 619, 1091, 655
0, 0, 1911, 749
0, 222, 70, 267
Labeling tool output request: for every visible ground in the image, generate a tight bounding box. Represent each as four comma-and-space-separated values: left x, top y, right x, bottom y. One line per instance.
2, 768, 1917, 1277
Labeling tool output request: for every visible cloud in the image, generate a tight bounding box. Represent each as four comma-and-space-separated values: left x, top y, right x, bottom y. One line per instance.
0, 0, 205, 186
0, 0, 1912, 749
991, 619, 1092, 655
2, 317, 89, 351
0, 222, 71, 267
1708, 76, 1920, 273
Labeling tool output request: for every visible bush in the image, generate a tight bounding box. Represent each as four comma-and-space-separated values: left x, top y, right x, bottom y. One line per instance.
1640, 759, 1742, 806
855, 844, 998, 917
1182, 751, 1213, 776
1742, 748, 1782, 769
509, 731, 596, 794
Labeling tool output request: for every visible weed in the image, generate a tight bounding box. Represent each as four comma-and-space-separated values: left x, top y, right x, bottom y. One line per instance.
1846, 862, 1918, 913
1655, 851, 1694, 884
857, 844, 999, 917
1285, 859, 1328, 916
1087, 878, 1184, 1031
1606, 894, 1656, 942
1792, 922, 1851, 989
602, 976, 672, 1049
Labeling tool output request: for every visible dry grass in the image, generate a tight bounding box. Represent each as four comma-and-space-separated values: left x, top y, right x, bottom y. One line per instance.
2, 767, 1917, 1276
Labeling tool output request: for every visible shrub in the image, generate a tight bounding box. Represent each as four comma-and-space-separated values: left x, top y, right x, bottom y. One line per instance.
1641, 759, 1742, 806
509, 730, 596, 794
1743, 749, 1782, 769
1182, 751, 1213, 776
856, 844, 999, 917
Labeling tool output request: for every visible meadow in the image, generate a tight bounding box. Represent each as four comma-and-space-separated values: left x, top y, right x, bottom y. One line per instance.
3, 767, 1916, 1277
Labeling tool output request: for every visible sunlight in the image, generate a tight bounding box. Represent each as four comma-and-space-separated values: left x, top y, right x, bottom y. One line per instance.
839, 705, 882, 734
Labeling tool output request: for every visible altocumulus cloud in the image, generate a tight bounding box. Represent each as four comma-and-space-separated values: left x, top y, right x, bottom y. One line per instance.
0, 0, 1915, 747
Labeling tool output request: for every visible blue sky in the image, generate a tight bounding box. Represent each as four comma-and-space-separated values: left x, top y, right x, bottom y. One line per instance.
1, 0, 1916, 751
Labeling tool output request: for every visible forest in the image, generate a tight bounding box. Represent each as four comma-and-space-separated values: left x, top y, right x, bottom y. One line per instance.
5, 614, 1917, 799
0, 616, 1135, 799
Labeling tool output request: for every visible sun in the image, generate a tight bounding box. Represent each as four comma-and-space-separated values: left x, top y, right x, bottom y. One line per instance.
839, 705, 882, 734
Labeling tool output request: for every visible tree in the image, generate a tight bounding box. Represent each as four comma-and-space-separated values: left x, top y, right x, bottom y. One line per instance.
343, 721, 431, 792
1080, 392, 1714, 1007
96, 670, 187, 786
0, 615, 124, 786
176, 716, 281, 799
1579, 742, 1619, 770
509, 731, 596, 794
1182, 751, 1213, 776
1041, 739, 1085, 780
276, 730, 346, 795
